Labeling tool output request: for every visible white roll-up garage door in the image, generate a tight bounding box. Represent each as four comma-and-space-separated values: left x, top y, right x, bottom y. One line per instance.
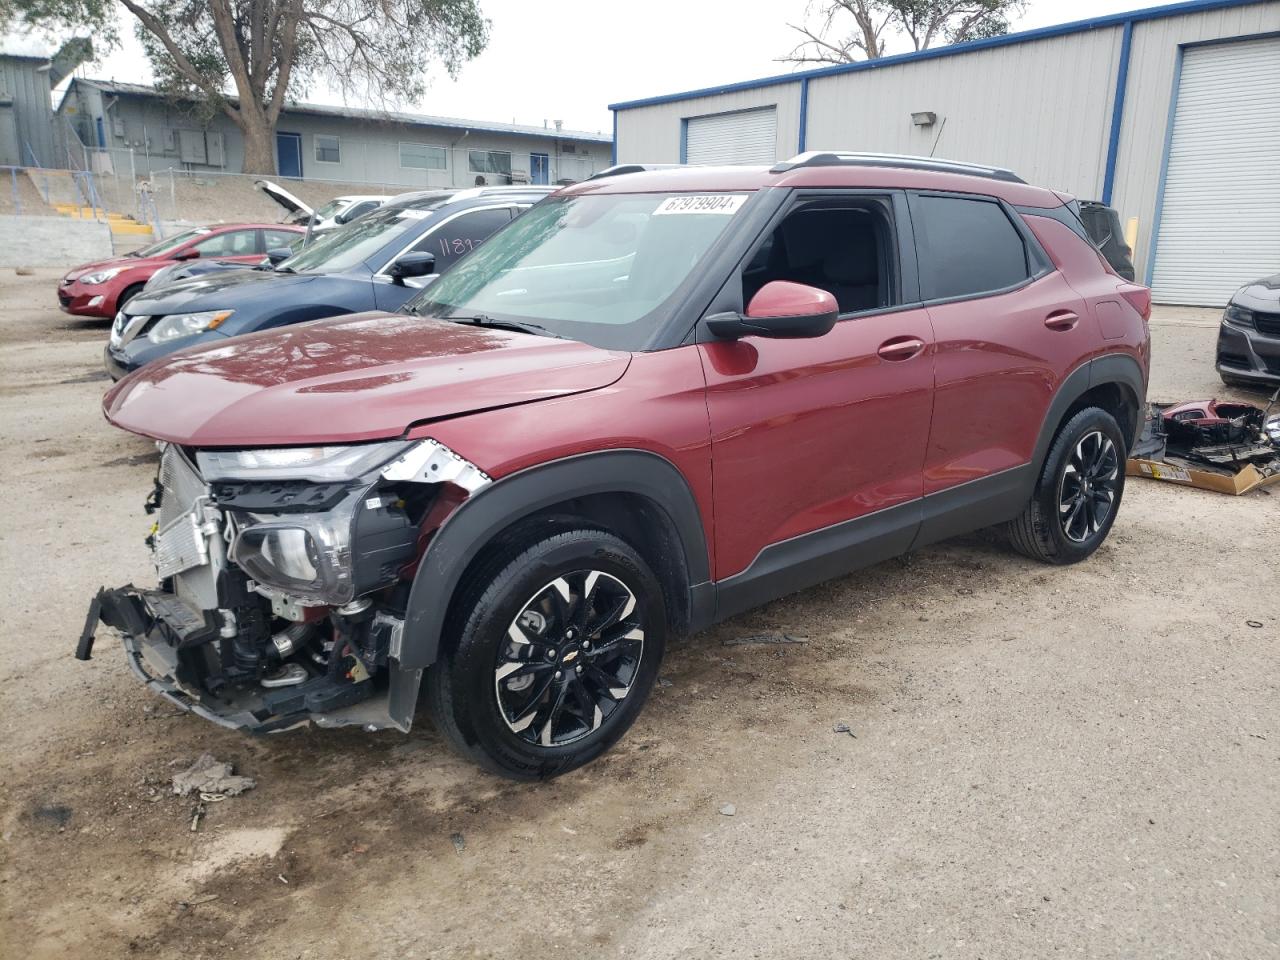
685, 107, 777, 165
1151, 36, 1280, 306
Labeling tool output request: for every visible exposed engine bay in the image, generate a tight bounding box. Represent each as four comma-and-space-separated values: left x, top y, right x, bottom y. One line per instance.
77, 439, 489, 732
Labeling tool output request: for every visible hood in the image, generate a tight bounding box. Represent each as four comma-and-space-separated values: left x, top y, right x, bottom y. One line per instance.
103, 312, 632, 447
1233, 273, 1280, 310
126, 266, 308, 313
255, 179, 312, 218
64, 254, 160, 281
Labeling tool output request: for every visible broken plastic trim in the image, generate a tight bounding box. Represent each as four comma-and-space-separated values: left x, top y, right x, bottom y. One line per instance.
381, 438, 491, 492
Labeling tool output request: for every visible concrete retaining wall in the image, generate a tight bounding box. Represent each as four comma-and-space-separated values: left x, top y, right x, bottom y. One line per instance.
0, 215, 113, 267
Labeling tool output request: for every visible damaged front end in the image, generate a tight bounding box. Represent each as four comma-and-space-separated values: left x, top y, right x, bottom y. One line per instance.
77, 438, 489, 733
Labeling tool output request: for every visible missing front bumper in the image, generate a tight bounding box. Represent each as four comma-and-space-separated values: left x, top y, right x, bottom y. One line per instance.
77, 586, 421, 734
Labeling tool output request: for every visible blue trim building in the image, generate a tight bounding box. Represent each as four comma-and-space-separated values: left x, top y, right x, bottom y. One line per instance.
609, 0, 1280, 304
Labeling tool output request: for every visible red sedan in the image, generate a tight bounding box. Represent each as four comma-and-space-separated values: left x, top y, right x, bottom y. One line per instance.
57, 222, 306, 319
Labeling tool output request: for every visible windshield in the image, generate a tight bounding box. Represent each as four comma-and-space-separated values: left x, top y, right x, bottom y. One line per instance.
406, 192, 748, 349
280, 204, 430, 274
134, 227, 211, 258
311, 199, 346, 221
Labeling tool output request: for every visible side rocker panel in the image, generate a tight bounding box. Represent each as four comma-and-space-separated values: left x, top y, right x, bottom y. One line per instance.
399, 449, 712, 670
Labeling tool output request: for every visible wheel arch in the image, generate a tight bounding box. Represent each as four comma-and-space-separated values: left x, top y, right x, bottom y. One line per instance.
398, 449, 712, 671
1032, 354, 1145, 477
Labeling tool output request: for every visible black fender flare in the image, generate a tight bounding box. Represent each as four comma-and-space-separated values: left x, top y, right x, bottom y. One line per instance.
1030, 353, 1146, 476
398, 449, 711, 670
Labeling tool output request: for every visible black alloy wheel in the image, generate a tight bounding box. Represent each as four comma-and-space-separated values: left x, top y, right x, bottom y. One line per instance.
495, 569, 645, 747
1056, 430, 1120, 543
427, 528, 665, 780
1007, 406, 1127, 564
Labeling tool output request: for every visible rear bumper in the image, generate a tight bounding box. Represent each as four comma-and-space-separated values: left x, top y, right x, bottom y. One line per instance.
1216, 321, 1280, 386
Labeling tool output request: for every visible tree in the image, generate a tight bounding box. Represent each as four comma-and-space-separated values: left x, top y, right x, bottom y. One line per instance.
5, 0, 490, 174
783, 0, 1025, 66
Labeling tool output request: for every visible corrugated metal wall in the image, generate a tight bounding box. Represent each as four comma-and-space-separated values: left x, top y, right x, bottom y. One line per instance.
0, 57, 55, 167
615, 82, 802, 163
804, 28, 1121, 198
1110, 1, 1280, 286
613, 1, 1280, 287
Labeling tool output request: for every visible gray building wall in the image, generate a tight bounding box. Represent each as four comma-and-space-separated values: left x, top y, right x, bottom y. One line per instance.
804, 27, 1123, 198
0, 55, 56, 167
1109, 1, 1280, 288
616, 82, 802, 164
611, 0, 1280, 283
58, 84, 611, 188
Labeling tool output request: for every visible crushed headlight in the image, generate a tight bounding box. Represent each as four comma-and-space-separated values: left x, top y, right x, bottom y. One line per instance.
1223, 303, 1254, 327
81, 267, 123, 285
198, 440, 413, 483
147, 309, 234, 344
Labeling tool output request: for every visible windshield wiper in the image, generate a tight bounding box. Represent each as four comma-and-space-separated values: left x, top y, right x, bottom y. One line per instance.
444, 313, 560, 338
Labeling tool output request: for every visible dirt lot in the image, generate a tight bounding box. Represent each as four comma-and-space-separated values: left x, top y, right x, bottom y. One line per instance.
0, 268, 1276, 960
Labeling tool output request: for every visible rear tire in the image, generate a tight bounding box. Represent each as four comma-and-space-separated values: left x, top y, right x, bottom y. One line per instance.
1006, 407, 1126, 565
425, 528, 666, 780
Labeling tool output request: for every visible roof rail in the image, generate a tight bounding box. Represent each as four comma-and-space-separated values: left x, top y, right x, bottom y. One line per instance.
769, 151, 1026, 184
587, 163, 688, 181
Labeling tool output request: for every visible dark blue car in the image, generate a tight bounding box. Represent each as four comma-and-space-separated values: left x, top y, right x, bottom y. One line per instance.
105, 185, 552, 379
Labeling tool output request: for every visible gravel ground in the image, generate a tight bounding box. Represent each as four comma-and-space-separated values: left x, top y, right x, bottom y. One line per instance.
0, 268, 1276, 960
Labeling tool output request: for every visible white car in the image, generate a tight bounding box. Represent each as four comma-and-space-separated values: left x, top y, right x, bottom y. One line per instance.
255, 180, 391, 234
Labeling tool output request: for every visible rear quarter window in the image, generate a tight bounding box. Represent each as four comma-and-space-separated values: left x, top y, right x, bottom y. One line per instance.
915, 195, 1031, 300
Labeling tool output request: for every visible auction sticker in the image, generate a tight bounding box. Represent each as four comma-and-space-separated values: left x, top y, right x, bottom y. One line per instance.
654, 194, 747, 216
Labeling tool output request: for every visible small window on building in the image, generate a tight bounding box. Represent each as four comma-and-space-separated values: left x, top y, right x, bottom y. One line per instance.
469, 150, 512, 183
314, 135, 341, 164
915, 195, 1031, 300
400, 142, 447, 170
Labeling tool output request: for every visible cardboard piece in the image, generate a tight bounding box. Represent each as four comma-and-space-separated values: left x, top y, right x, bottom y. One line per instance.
1126, 457, 1280, 496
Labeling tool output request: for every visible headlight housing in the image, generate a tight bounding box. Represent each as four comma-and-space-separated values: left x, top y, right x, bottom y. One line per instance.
198, 441, 412, 482
147, 309, 234, 344
1224, 303, 1254, 327
81, 267, 123, 285
207, 440, 421, 605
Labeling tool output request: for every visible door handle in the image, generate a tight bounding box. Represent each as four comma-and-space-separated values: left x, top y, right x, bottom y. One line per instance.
1044, 310, 1080, 331
877, 336, 925, 361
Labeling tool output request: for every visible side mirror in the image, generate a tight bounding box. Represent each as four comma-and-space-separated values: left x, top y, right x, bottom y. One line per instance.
333, 210, 351, 225
389, 251, 436, 284
265, 247, 293, 266
706, 281, 838, 340
173, 249, 199, 261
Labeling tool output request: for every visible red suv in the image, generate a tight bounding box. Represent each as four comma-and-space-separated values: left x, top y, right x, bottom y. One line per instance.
57, 222, 306, 319
81, 154, 1151, 779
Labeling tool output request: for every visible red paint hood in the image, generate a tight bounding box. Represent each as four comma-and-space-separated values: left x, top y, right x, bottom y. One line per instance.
104, 313, 632, 447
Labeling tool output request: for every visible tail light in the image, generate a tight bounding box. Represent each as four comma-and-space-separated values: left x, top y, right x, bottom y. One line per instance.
1118, 284, 1151, 323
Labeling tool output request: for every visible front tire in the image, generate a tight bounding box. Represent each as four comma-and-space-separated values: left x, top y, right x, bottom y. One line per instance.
426, 529, 666, 780
1006, 407, 1127, 564
117, 282, 145, 312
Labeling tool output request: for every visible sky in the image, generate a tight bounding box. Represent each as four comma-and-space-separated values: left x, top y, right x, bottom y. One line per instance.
64, 0, 1139, 133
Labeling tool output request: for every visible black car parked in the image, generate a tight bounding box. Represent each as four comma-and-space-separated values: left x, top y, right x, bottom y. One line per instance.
1218, 273, 1280, 388
106, 186, 553, 379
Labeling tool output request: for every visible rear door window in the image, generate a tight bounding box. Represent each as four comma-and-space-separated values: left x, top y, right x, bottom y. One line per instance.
263, 229, 300, 251
412, 207, 513, 271
914, 195, 1030, 300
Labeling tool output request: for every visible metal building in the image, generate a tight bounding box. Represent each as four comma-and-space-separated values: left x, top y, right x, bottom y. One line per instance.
57, 79, 613, 189
610, 0, 1280, 306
